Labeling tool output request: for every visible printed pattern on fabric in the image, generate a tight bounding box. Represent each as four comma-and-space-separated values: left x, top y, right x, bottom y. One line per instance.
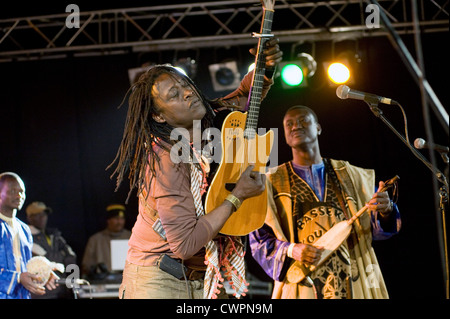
189, 149, 248, 299
286, 161, 355, 299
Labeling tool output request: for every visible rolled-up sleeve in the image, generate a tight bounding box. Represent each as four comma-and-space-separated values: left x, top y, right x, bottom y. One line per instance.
249, 226, 290, 282
372, 203, 401, 240
370, 184, 401, 240
152, 150, 213, 260
212, 70, 274, 111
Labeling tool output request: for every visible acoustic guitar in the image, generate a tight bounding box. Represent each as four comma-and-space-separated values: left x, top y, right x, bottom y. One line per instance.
205, 0, 276, 236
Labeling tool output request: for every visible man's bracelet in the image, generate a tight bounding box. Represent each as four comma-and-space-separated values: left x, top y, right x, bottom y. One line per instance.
287, 243, 296, 258
225, 194, 242, 211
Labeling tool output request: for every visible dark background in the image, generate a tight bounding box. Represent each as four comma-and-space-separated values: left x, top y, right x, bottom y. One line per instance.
0, 1, 448, 299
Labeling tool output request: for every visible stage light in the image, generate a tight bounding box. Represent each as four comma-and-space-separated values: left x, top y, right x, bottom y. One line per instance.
327, 62, 350, 84
278, 53, 317, 89
323, 57, 354, 86
209, 61, 240, 92
173, 57, 197, 79
281, 63, 304, 86
323, 45, 359, 86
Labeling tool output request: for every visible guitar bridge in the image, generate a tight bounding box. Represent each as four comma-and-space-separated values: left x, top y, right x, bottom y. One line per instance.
225, 183, 236, 192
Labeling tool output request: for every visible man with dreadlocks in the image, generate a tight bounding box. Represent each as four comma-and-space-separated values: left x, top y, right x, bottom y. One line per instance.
109, 38, 282, 299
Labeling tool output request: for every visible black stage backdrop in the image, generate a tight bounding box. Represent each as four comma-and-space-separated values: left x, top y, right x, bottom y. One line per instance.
0, 26, 448, 299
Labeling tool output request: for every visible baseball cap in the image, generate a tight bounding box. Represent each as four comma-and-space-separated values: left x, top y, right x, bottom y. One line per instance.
26, 201, 53, 217
106, 204, 126, 219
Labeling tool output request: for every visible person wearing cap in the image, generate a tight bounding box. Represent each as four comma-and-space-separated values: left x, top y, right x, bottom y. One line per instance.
0, 172, 57, 299
26, 201, 77, 299
81, 204, 131, 279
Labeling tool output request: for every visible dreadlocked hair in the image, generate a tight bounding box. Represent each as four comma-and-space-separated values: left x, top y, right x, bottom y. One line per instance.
107, 64, 215, 202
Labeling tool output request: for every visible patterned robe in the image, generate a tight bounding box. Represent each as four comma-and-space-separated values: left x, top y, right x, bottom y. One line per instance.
250, 159, 401, 299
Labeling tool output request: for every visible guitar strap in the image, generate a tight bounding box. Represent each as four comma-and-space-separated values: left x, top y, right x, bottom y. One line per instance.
323, 158, 361, 257
323, 158, 361, 264
190, 148, 248, 299
323, 158, 351, 221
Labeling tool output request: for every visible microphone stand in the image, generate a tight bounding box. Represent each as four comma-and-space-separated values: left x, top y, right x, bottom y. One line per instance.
62, 279, 92, 299
366, 0, 448, 135
65, 281, 81, 299
365, 0, 448, 298
365, 97, 449, 299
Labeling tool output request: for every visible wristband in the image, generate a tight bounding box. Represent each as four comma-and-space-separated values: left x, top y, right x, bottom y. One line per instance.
225, 194, 242, 211
287, 243, 296, 258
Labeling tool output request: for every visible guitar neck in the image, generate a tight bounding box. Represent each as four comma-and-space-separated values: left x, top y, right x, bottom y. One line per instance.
245, 7, 274, 138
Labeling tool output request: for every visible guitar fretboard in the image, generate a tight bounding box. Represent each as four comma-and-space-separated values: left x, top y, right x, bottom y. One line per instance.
245, 8, 274, 139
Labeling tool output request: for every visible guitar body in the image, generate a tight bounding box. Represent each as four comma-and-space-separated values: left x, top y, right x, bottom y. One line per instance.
205, 110, 274, 236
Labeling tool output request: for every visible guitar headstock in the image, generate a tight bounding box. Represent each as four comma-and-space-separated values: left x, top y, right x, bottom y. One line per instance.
261, 0, 275, 11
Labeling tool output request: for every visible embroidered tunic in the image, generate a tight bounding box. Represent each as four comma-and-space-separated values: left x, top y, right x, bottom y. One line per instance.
250, 159, 401, 299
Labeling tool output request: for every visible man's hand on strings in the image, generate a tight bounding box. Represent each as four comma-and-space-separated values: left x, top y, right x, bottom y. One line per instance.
290, 243, 324, 267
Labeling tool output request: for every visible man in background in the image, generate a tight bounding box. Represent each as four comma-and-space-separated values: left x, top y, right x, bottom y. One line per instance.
26, 201, 77, 299
1, 172, 57, 299
82, 204, 131, 280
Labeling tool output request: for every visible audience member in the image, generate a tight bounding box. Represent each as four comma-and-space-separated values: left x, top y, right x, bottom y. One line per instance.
26, 201, 77, 299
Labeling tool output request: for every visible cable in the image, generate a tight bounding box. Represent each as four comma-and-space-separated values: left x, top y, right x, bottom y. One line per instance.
82, 280, 93, 299
393, 101, 410, 145
181, 260, 192, 299
305, 276, 318, 299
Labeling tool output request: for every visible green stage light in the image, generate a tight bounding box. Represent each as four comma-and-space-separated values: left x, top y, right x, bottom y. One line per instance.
281, 63, 304, 86
279, 53, 316, 89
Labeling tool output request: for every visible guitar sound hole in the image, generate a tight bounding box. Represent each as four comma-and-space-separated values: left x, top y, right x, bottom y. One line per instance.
225, 183, 236, 192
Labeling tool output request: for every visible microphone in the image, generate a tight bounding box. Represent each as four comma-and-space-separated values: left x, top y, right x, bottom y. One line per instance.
336, 85, 397, 105
414, 138, 449, 153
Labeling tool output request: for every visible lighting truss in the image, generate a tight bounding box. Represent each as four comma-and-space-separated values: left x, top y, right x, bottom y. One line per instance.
0, 0, 448, 62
